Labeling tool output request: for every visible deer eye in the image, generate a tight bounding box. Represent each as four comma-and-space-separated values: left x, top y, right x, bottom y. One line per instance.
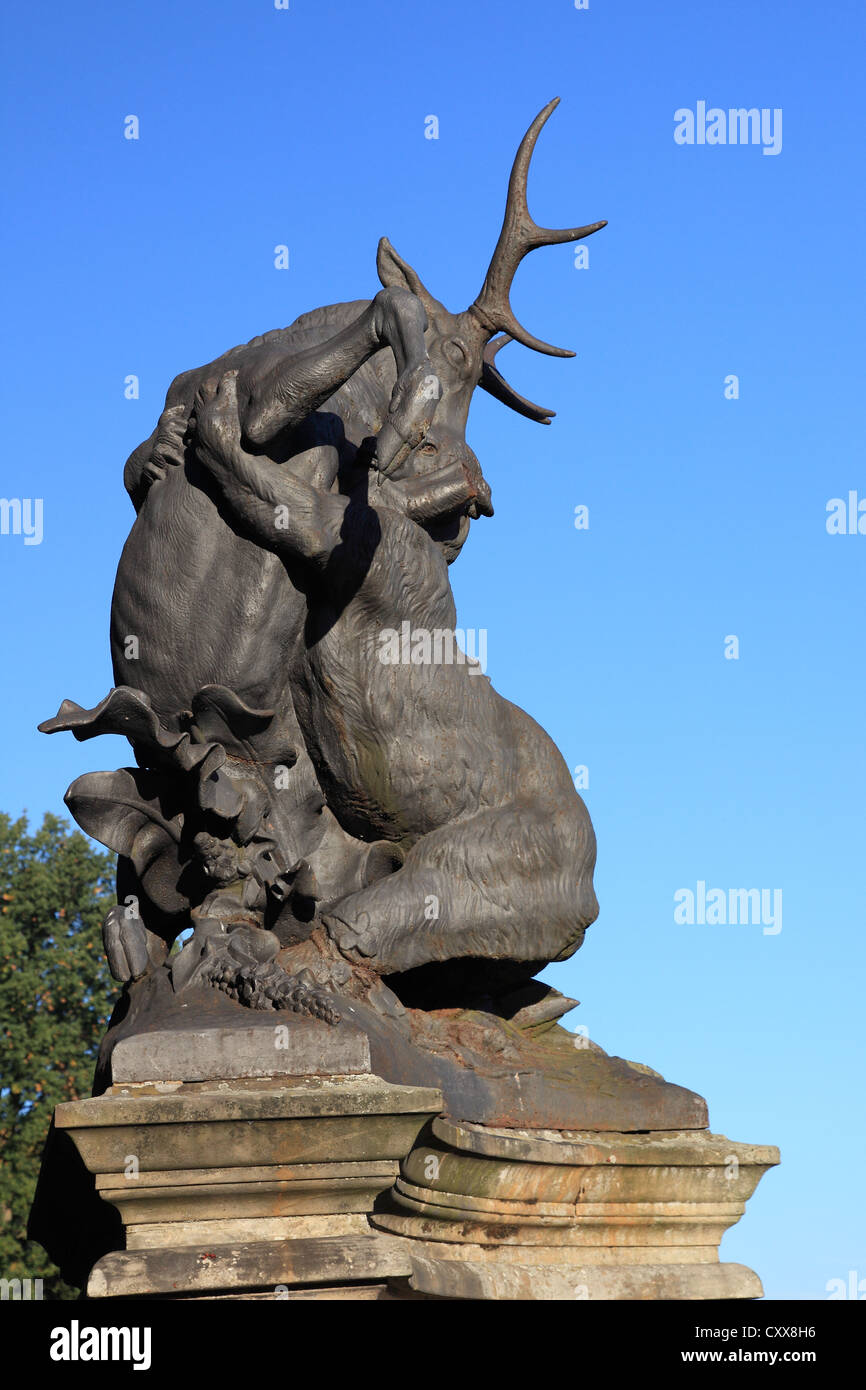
442, 337, 470, 373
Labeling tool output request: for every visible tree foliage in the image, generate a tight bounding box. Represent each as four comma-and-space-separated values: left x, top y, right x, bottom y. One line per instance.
0, 812, 116, 1298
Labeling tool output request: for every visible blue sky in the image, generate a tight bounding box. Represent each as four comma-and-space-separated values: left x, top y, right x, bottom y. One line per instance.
1, 0, 863, 1300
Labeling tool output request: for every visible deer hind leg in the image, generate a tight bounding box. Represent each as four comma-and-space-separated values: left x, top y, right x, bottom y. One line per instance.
321, 800, 598, 977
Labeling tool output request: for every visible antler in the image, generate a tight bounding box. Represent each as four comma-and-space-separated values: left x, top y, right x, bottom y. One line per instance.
480, 336, 557, 424
466, 98, 606, 357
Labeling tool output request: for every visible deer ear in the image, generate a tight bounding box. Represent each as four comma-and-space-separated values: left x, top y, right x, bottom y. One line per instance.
376, 238, 440, 318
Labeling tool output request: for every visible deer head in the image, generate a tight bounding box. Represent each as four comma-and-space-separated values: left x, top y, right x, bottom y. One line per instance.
376, 97, 606, 448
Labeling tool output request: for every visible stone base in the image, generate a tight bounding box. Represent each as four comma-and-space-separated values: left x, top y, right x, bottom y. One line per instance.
407, 1257, 762, 1301
370, 1117, 779, 1300
29, 1015, 779, 1300
109, 1019, 371, 1084
44, 1074, 441, 1298
88, 1234, 419, 1300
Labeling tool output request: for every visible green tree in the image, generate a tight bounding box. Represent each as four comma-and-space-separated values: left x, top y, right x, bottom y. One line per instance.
0, 811, 116, 1298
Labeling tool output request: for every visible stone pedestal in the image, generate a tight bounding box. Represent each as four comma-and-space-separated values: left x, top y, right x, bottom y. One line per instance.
51, 1074, 441, 1299
371, 1117, 779, 1300
30, 1013, 779, 1300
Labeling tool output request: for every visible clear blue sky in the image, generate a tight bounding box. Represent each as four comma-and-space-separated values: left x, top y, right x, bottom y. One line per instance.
2, 0, 863, 1300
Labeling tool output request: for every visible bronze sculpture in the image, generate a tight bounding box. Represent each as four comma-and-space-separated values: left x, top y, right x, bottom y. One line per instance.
38, 99, 702, 1128
31, 100, 779, 1304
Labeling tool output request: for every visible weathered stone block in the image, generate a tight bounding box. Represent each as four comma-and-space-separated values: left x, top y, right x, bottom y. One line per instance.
371, 1117, 779, 1299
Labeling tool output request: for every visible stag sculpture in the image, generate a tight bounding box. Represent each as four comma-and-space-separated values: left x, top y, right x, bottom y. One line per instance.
41, 99, 608, 1062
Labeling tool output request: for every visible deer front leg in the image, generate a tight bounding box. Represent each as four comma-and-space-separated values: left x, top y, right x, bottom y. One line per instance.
238, 287, 439, 462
